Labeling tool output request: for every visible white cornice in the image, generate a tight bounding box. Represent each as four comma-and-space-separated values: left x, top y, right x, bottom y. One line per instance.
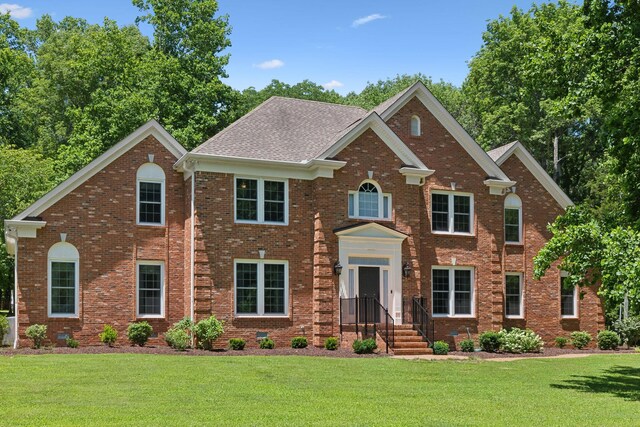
4, 220, 47, 255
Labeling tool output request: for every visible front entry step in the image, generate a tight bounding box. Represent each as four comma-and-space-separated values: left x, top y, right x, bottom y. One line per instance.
390, 325, 432, 355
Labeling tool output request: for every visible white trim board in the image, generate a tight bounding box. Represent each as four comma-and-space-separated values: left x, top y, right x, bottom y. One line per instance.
13, 120, 187, 220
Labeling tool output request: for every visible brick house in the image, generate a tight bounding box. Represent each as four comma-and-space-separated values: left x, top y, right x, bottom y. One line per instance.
4, 82, 603, 351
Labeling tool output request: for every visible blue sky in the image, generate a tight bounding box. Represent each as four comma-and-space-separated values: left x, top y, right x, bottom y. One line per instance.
3, 1, 544, 94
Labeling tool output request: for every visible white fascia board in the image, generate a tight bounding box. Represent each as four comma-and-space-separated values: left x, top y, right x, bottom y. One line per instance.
493, 142, 573, 209
13, 120, 187, 220
379, 82, 512, 183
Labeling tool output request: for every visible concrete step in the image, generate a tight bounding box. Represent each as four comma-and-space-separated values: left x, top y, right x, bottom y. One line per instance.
392, 347, 434, 356
393, 330, 421, 336
394, 335, 427, 343
393, 341, 431, 349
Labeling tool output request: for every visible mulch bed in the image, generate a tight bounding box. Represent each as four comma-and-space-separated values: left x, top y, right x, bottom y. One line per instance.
450, 347, 638, 359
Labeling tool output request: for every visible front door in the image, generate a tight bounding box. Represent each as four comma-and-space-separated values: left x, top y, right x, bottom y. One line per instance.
359, 266, 380, 322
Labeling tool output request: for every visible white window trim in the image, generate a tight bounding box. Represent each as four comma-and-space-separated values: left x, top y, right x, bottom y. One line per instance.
234, 176, 289, 225
234, 259, 289, 317
136, 163, 166, 227
48, 252, 80, 319
560, 272, 578, 319
505, 272, 524, 319
431, 266, 475, 318
410, 115, 421, 137
136, 261, 165, 319
504, 194, 522, 244
431, 190, 474, 236
348, 180, 392, 221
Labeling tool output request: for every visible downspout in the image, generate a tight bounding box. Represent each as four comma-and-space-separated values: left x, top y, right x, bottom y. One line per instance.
13, 236, 18, 349
182, 161, 196, 324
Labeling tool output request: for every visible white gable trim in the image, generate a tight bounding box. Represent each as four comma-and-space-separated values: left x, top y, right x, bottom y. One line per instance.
378, 81, 511, 183
335, 222, 408, 241
13, 120, 187, 220
492, 141, 573, 209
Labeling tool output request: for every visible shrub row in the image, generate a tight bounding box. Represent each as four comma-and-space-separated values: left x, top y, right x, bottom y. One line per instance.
477, 328, 543, 354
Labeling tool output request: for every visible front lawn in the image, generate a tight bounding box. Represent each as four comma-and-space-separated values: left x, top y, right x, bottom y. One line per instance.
0, 354, 638, 426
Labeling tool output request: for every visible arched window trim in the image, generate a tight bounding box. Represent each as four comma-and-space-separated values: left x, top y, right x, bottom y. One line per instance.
348, 179, 392, 220
410, 115, 421, 137
137, 163, 166, 226
48, 242, 80, 318
504, 194, 522, 244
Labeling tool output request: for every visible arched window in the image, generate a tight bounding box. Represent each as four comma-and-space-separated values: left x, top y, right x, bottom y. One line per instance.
48, 242, 79, 317
504, 194, 522, 243
137, 163, 165, 225
410, 115, 421, 137
348, 180, 391, 220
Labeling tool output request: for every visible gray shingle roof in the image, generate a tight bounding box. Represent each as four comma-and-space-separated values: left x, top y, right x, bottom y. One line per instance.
192, 97, 366, 163
487, 141, 518, 161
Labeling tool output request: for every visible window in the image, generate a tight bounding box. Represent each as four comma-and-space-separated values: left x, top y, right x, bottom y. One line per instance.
432, 267, 474, 317
348, 180, 391, 220
137, 261, 164, 317
235, 260, 288, 316
560, 275, 577, 318
235, 177, 288, 224
48, 242, 79, 317
431, 192, 473, 234
137, 163, 165, 225
505, 273, 523, 318
410, 115, 421, 136
505, 194, 522, 243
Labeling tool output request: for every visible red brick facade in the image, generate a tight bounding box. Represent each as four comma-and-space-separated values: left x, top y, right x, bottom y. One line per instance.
10, 93, 604, 349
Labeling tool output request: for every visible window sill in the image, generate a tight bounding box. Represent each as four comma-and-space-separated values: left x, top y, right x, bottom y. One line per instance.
561, 315, 579, 320
234, 220, 288, 226
234, 314, 290, 319
505, 316, 524, 320
48, 315, 79, 319
431, 231, 475, 237
505, 242, 523, 246
432, 315, 475, 319
137, 223, 166, 228
137, 315, 165, 319
348, 216, 392, 222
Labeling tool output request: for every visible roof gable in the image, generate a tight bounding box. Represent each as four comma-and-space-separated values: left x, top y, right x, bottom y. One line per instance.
489, 141, 573, 209
334, 222, 408, 240
13, 120, 187, 220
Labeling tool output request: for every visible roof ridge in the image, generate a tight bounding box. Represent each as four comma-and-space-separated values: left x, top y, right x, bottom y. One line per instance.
268, 95, 367, 112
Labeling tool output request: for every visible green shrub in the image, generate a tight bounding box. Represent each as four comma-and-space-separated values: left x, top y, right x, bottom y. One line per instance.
499, 328, 544, 354
65, 337, 79, 348
0, 315, 9, 345
460, 339, 475, 352
479, 331, 502, 352
612, 316, 640, 346
26, 324, 47, 349
229, 338, 246, 350
352, 338, 377, 354
127, 321, 153, 346
259, 338, 275, 349
571, 331, 592, 349
194, 316, 224, 350
165, 317, 193, 351
99, 325, 118, 346
597, 330, 620, 350
291, 336, 308, 349
555, 337, 568, 348
433, 340, 449, 355
324, 337, 339, 351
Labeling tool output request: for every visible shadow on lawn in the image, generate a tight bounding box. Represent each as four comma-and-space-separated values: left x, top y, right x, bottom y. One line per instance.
551, 365, 640, 401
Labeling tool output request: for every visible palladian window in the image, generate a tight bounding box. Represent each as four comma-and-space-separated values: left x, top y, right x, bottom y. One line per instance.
348, 181, 391, 220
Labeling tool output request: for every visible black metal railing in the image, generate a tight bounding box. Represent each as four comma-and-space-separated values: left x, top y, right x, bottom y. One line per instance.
339, 296, 395, 353
412, 296, 433, 345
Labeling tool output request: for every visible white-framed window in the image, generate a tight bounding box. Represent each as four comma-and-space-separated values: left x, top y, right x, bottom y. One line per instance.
431, 191, 473, 234
48, 242, 80, 318
432, 266, 475, 317
235, 177, 288, 225
348, 180, 391, 220
137, 261, 165, 318
137, 163, 166, 226
410, 115, 421, 136
504, 194, 522, 243
234, 259, 289, 316
505, 273, 523, 318
560, 274, 578, 318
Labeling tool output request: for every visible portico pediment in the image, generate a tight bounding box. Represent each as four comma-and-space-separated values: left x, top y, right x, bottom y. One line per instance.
334, 222, 408, 241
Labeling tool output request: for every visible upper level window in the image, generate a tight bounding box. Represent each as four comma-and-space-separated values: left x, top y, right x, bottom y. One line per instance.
137, 261, 164, 318
137, 163, 165, 226
235, 177, 288, 225
431, 191, 473, 234
432, 266, 474, 317
560, 275, 577, 318
235, 260, 288, 316
48, 242, 80, 317
410, 115, 421, 136
505, 194, 522, 243
348, 180, 391, 220
505, 273, 523, 318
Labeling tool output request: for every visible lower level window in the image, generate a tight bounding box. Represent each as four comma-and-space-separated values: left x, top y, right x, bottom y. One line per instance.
137, 262, 164, 317
235, 260, 288, 316
51, 262, 77, 315
560, 276, 577, 317
505, 274, 523, 317
432, 267, 474, 316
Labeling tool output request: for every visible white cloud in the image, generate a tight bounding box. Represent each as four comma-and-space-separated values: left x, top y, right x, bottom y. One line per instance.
322, 80, 344, 90
352, 13, 386, 28
254, 59, 284, 70
0, 3, 32, 19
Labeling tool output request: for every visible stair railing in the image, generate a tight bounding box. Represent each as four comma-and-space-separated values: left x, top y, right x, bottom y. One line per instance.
412, 296, 432, 345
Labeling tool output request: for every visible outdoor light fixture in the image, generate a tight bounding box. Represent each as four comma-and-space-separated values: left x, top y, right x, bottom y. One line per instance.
333, 260, 343, 276
403, 261, 412, 278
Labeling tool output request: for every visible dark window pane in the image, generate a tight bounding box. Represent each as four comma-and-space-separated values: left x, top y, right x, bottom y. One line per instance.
432, 269, 449, 315
454, 270, 472, 315
264, 264, 285, 314
453, 195, 471, 233
236, 263, 258, 314
139, 264, 162, 315
505, 275, 521, 316
51, 262, 76, 314
139, 182, 162, 224
505, 208, 520, 242
236, 179, 258, 221
432, 194, 449, 231
264, 181, 285, 222
560, 277, 575, 316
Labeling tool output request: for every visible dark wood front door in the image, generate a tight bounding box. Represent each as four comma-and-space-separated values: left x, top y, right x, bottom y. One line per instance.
359, 267, 380, 322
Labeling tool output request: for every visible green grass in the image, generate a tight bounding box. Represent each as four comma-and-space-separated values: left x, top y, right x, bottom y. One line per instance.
0, 354, 638, 426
